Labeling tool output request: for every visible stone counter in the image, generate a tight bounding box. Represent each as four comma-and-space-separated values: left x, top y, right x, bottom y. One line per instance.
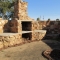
0, 30, 46, 50
0, 33, 22, 49
32, 30, 46, 40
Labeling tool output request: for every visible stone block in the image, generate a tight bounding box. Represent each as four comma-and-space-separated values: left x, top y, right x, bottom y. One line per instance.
0, 42, 3, 49
3, 41, 9, 48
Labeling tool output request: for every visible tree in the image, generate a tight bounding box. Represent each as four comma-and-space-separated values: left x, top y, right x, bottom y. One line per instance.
37, 17, 40, 21
56, 19, 60, 21
48, 18, 50, 21
0, 1, 14, 14
0, 0, 16, 19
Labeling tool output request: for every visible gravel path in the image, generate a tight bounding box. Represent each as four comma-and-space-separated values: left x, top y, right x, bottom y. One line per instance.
0, 40, 60, 60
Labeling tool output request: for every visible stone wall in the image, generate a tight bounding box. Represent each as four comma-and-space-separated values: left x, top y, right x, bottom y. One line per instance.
9, 19, 21, 33
14, 0, 33, 20
32, 21, 39, 31
0, 33, 22, 49
0, 0, 60, 50
0, 18, 9, 33
32, 30, 46, 40
0, 30, 46, 49
9, 18, 27, 33
38, 21, 60, 34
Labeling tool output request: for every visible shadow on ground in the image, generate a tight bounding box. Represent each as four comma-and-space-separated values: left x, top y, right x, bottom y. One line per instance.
42, 40, 60, 49
42, 40, 60, 60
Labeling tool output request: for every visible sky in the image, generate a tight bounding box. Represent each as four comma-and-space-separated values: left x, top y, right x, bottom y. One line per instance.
25, 0, 60, 20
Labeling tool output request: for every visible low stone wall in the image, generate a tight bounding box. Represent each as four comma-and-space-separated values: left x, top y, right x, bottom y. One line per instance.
32, 30, 46, 40
0, 33, 22, 49
0, 30, 46, 50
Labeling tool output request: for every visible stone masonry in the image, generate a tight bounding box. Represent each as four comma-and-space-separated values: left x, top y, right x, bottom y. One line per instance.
14, 0, 33, 20
0, 0, 46, 49
0, 18, 9, 33
1, 0, 60, 50
0, 33, 22, 49
1, 0, 60, 49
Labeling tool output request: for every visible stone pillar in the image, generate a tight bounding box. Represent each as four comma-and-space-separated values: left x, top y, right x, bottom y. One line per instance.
14, 0, 33, 20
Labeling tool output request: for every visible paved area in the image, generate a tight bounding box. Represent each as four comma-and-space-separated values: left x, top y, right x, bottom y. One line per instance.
0, 40, 60, 60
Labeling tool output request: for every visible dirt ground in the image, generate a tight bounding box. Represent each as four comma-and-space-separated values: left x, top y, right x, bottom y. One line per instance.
0, 40, 60, 60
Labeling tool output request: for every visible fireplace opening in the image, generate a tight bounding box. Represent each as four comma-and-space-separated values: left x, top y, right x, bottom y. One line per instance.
22, 33, 32, 40
22, 22, 32, 31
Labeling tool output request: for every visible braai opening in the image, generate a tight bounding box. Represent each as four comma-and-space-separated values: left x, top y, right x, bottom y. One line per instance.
22, 22, 32, 31
22, 33, 32, 40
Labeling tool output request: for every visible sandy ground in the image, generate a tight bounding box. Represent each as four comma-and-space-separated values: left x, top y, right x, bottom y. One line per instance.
0, 40, 60, 60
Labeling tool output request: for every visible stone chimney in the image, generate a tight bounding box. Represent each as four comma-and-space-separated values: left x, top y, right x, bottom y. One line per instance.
14, 0, 33, 20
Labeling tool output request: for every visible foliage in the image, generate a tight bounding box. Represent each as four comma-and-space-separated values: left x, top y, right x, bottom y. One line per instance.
37, 17, 40, 21
0, 0, 15, 14
48, 18, 50, 20
0, 0, 16, 19
56, 19, 60, 21
0, 1, 9, 13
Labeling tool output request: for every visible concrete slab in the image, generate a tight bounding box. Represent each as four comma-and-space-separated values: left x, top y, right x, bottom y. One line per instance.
0, 30, 46, 36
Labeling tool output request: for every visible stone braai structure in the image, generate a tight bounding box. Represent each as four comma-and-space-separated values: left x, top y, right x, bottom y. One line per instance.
9, 0, 46, 40
1, 0, 60, 50
0, 0, 46, 49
